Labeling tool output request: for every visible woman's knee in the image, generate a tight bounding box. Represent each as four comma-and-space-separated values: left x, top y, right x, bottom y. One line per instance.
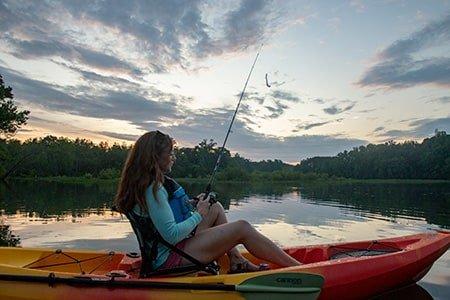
235, 219, 253, 232
211, 202, 224, 213
232, 220, 254, 242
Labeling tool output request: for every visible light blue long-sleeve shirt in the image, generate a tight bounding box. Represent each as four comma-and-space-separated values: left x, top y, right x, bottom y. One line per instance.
133, 183, 202, 269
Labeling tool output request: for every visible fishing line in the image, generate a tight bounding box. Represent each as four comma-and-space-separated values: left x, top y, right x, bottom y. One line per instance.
203, 44, 263, 202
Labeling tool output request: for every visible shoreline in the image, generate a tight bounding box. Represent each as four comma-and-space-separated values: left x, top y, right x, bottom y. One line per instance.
9, 176, 450, 185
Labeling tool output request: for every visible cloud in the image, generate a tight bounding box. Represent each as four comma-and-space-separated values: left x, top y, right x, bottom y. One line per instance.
222, 0, 273, 52
312, 98, 325, 104
270, 80, 286, 87
358, 108, 376, 113
5, 39, 71, 59
0, 0, 301, 126
399, 118, 418, 123
17, 128, 33, 132
60, 0, 209, 68
358, 14, 450, 89
161, 111, 366, 161
311, 97, 354, 113
323, 102, 356, 115
73, 47, 143, 76
96, 131, 140, 142
5, 38, 144, 76
408, 117, 450, 136
292, 118, 344, 132
293, 121, 331, 132
379, 129, 406, 139
265, 100, 289, 118
271, 90, 302, 102
242, 91, 266, 105
59, 63, 141, 88
358, 57, 450, 89
238, 89, 302, 119
20, 115, 121, 141
245, 134, 366, 162
0, 67, 182, 126
427, 96, 450, 104
373, 126, 384, 132
377, 117, 450, 139
1, 0, 284, 74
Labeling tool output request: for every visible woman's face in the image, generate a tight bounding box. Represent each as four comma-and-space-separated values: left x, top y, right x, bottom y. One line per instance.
160, 148, 176, 173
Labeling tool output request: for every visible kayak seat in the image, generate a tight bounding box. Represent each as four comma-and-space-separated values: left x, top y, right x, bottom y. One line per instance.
125, 210, 219, 278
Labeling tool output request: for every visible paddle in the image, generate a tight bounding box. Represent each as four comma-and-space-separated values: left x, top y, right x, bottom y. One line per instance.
236, 272, 324, 300
0, 271, 324, 299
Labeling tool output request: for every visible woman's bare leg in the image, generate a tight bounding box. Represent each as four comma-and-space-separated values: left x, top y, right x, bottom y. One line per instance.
196, 203, 257, 269
183, 219, 300, 267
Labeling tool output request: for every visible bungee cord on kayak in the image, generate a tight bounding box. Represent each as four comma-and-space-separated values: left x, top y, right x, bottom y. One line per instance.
329, 240, 402, 259
23, 249, 116, 274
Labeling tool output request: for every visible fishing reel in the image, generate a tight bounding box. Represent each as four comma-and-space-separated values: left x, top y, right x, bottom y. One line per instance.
208, 192, 218, 204
192, 191, 218, 206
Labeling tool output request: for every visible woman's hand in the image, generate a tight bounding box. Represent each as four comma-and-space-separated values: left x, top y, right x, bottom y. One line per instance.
189, 193, 205, 206
196, 195, 210, 218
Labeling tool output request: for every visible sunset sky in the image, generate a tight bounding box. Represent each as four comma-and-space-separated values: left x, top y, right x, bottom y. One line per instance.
1, 0, 449, 162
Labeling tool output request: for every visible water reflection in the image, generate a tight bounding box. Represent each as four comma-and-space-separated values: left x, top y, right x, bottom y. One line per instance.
373, 284, 433, 300
297, 182, 450, 228
2, 180, 448, 228
0, 180, 116, 218
0, 179, 449, 299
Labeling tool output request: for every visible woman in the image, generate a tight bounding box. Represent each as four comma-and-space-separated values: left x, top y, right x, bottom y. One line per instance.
115, 131, 300, 273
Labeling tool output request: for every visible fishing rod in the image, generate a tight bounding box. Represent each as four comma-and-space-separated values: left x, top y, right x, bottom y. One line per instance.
204, 45, 263, 203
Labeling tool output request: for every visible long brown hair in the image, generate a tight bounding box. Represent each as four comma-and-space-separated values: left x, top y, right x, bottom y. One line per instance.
114, 131, 173, 213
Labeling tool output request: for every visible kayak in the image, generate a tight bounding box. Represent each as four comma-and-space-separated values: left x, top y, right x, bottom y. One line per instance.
0, 230, 448, 300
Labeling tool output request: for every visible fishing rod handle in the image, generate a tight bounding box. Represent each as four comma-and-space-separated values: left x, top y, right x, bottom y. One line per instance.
193, 194, 217, 205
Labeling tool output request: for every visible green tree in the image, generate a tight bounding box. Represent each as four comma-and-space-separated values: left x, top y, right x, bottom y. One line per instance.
0, 75, 30, 136
0, 224, 20, 247
298, 131, 450, 180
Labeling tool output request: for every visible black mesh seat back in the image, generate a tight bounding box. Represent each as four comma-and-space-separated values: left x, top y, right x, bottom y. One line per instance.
126, 210, 158, 277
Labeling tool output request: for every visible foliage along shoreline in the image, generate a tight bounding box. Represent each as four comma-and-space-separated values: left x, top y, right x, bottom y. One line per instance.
11, 172, 334, 184
1, 131, 449, 182
11, 175, 450, 185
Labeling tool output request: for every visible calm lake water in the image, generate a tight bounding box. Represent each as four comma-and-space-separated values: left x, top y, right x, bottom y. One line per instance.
1, 179, 449, 299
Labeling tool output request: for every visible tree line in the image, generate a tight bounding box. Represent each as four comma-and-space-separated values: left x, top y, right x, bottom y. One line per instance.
0, 136, 302, 180
1, 131, 449, 181
296, 131, 450, 180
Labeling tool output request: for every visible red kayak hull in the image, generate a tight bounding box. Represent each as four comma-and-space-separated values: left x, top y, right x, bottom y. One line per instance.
0, 231, 448, 299
265, 231, 450, 299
